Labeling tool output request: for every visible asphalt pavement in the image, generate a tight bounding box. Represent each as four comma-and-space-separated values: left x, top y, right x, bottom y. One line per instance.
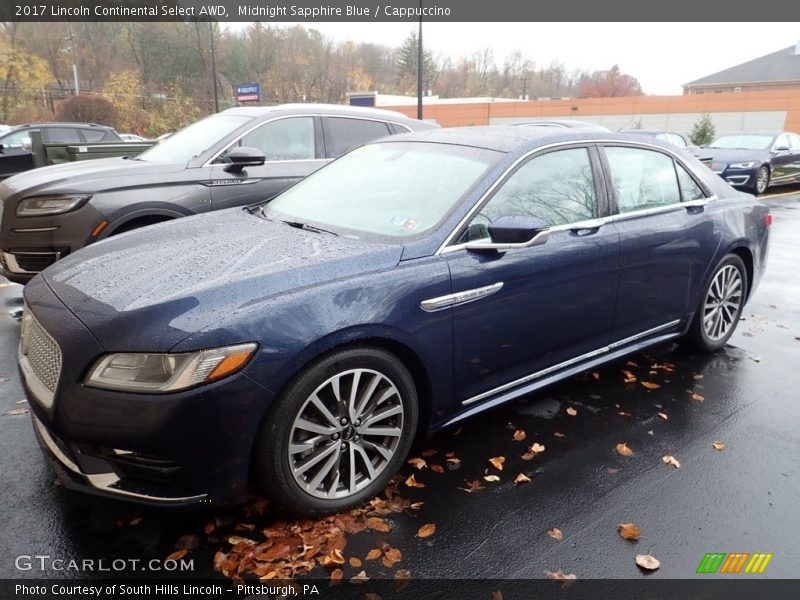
1, 191, 799, 584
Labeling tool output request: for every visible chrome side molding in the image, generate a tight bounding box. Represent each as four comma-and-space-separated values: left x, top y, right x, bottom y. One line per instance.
421, 282, 504, 312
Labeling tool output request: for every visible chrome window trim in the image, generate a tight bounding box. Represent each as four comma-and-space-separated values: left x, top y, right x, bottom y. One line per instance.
420, 282, 503, 312
462, 319, 681, 406
203, 113, 411, 167
436, 139, 716, 256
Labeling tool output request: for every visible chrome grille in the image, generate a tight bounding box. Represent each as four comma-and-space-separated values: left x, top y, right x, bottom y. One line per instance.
20, 307, 62, 395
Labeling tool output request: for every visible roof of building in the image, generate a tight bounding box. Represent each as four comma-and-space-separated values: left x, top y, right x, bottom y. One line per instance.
684, 45, 800, 87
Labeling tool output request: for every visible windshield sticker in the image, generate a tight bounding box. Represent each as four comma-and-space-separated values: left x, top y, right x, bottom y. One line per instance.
387, 216, 420, 230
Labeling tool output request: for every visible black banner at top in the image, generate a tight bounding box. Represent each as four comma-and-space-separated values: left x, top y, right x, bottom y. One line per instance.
3, 0, 800, 22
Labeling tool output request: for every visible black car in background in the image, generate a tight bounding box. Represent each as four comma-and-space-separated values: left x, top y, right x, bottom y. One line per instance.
704, 131, 800, 195
0, 105, 436, 283
0, 123, 121, 180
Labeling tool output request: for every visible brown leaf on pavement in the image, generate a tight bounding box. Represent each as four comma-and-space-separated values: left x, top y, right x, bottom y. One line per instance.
616, 443, 634, 457
366, 517, 391, 533
430, 464, 445, 474
635, 554, 661, 571
382, 546, 402, 568
513, 429, 527, 442
662, 455, 681, 468
712, 441, 726, 451
421, 449, 437, 457
489, 456, 505, 471
329, 568, 344, 583
4, 408, 29, 416
622, 369, 637, 383
554, 432, 566, 438
545, 569, 577, 580
691, 392, 705, 402
618, 523, 641, 541
320, 549, 345, 567
417, 523, 436, 538
640, 381, 660, 390
483, 475, 500, 482
166, 549, 188, 562
513, 473, 532, 485
349, 557, 362, 568
547, 528, 563, 541
350, 570, 370, 583
407, 457, 427, 470
394, 569, 412, 591
365, 549, 382, 561
657, 412, 668, 420
459, 479, 485, 493
404, 474, 425, 488
566, 406, 578, 416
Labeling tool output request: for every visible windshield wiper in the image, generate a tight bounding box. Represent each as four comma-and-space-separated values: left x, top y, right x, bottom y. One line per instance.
281, 220, 339, 236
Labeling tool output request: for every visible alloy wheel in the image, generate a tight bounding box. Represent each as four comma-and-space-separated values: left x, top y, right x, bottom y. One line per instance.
288, 368, 405, 499
755, 167, 769, 194
702, 264, 743, 342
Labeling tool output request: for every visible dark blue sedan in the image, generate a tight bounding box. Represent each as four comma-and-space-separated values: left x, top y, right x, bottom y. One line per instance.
19, 128, 771, 514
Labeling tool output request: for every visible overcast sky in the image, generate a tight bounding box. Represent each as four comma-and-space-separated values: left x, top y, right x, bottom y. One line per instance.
227, 22, 800, 95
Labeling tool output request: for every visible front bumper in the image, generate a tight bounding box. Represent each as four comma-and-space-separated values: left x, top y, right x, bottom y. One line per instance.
712, 165, 756, 189
20, 277, 271, 506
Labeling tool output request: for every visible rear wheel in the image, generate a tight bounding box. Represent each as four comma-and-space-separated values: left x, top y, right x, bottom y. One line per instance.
251, 346, 418, 515
686, 254, 747, 352
752, 165, 770, 195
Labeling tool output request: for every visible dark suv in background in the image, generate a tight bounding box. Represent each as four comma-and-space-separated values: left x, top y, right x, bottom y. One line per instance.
0, 123, 121, 180
0, 104, 436, 283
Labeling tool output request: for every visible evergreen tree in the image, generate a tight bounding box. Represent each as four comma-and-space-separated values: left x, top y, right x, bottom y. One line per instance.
690, 112, 716, 146
395, 32, 437, 94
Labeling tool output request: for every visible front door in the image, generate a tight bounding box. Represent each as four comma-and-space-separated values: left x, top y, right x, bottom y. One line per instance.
443, 145, 620, 405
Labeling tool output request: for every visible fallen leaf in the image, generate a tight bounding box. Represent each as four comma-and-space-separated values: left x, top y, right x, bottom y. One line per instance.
16, 399, 27, 404
622, 369, 637, 383
662, 455, 681, 468
404, 474, 425, 488
204, 522, 215, 535
320, 549, 345, 567
592, 372, 600, 380
566, 407, 578, 416
626, 360, 640, 367
513, 429, 527, 442
607, 468, 619, 474
691, 392, 705, 402
421, 449, 437, 457
366, 517, 391, 533
459, 479, 485, 493
364, 594, 382, 600
489, 456, 505, 471
4, 408, 29, 416
394, 569, 411, 591
616, 443, 634, 457
513, 473, 532, 485
618, 411, 631, 417
712, 441, 726, 451
430, 464, 445, 474
330, 568, 343, 583
483, 475, 501, 482
554, 432, 566, 438
641, 381, 661, 390
693, 373, 704, 380
365, 549, 382, 561
382, 546, 402, 568
547, 528, 563, 541
491, 592, 503, 600
407, 457, 427, 470
635, 554, 661, 571
618, 523, 641, 541
176, 534, 201, 550
349, 557, 362, 568
545, 569, 577, 580
446, 457, 461, 465
417, 523, 436, 538
530, 442, 545, 453
166, 549, 188, 562
657, 412, 668, 420
350, 570, 370, 583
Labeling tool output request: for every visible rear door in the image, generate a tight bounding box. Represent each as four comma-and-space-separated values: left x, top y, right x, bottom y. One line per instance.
208, 116, 327, 209
0, 129, 35, 179
601, 144, 718, 341
321, 117, 394, 158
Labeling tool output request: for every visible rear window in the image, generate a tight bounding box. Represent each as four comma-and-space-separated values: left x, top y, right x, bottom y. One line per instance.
325, 118, 392, 158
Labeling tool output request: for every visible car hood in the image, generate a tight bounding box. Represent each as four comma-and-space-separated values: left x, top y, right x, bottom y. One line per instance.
41, 209, 403, 351
2, 157, 186, 196
702, 148, 768, 164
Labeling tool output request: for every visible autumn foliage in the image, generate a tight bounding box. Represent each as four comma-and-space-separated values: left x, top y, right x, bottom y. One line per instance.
577, 64, 644, 98
54, 94, 119, 128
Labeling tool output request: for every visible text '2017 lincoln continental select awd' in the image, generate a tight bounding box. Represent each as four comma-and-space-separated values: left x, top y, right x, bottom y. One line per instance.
19, 127, 770, 514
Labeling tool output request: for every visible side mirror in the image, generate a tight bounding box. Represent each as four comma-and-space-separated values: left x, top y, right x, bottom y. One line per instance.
466, 215, 550, 252
223, 146, 266, 173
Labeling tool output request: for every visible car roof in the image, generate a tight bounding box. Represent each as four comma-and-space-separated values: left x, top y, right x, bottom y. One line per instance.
382, 126, 672, 153
220, 103, 428, 124
5, 122, 115, 130
511, 119, 608, 129
622, 129, 682, 135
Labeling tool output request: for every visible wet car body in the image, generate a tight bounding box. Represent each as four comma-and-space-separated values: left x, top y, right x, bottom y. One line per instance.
20, 128, 770, 509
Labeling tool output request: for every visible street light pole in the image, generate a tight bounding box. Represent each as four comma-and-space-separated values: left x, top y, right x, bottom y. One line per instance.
72, 63, 80, 96
417, 0, 423, 120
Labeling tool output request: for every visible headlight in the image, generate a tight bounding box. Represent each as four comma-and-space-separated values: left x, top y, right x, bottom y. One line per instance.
16, 194, 91, 217
729, 162, 755, 169
84, 343, 257, 393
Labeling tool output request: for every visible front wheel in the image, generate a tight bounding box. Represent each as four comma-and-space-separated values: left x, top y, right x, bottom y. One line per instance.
251, 346, 419, 515
752, 165, 770, 195
686, 254, 748, 352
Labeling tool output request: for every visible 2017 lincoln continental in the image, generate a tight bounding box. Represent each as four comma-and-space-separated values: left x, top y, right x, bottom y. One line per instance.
19, 127, 770, 514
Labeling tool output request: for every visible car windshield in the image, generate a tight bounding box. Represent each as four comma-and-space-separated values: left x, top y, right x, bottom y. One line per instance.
263, 142, 498, 242
708, 134, 774, 150
137, 114, 252, 163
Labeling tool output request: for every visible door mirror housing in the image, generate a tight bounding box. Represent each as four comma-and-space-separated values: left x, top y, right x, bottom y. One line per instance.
465, 215, 550, 252
223, 146, 266, 173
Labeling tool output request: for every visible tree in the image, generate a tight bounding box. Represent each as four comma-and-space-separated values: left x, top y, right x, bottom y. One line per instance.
690, 112, 716, 146
0, 23, 54, 121
577, 64, 643, 98
395, 32, 436, 94
54, 94, 118, 127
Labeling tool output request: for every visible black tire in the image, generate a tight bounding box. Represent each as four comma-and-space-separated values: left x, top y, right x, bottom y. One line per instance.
752, 165, 770, 196
251, 346, 419, 515
686, 254, 748, 352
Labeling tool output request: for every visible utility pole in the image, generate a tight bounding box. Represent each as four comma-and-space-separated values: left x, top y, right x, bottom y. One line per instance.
417, 0, 423, 120
72, 64, 80, 95
209, 22, 219, 113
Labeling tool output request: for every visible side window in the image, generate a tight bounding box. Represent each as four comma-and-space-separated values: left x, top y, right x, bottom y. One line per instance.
470, 148, 596, 235
789, 134, 800, 150
325, 118, 391, 158
774, 134, 790, 150
605, 147, 681, 213
239, 117, 315, 161
0, 130, 33, 148
80, 129, 107, 142
675, 163, 706, 201
44, 128, 81, 143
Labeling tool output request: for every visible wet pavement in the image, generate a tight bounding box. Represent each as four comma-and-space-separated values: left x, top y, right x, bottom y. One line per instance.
1, 191, 799, 583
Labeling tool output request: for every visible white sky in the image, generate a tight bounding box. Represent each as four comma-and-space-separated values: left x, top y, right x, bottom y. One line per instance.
226, 22, 800, 95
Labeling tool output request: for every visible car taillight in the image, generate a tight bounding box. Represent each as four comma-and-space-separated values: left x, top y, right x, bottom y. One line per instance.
765, 213, 773, 227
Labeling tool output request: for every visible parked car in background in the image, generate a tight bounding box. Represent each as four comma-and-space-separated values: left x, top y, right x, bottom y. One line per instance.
119, 133, 148, 142
703, 131, 800, 195
620, 129, 711, 164
0, 104, 436, 283
20, 127, 769, 512
511, 119, 610, 131
0, 123, 121, 180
